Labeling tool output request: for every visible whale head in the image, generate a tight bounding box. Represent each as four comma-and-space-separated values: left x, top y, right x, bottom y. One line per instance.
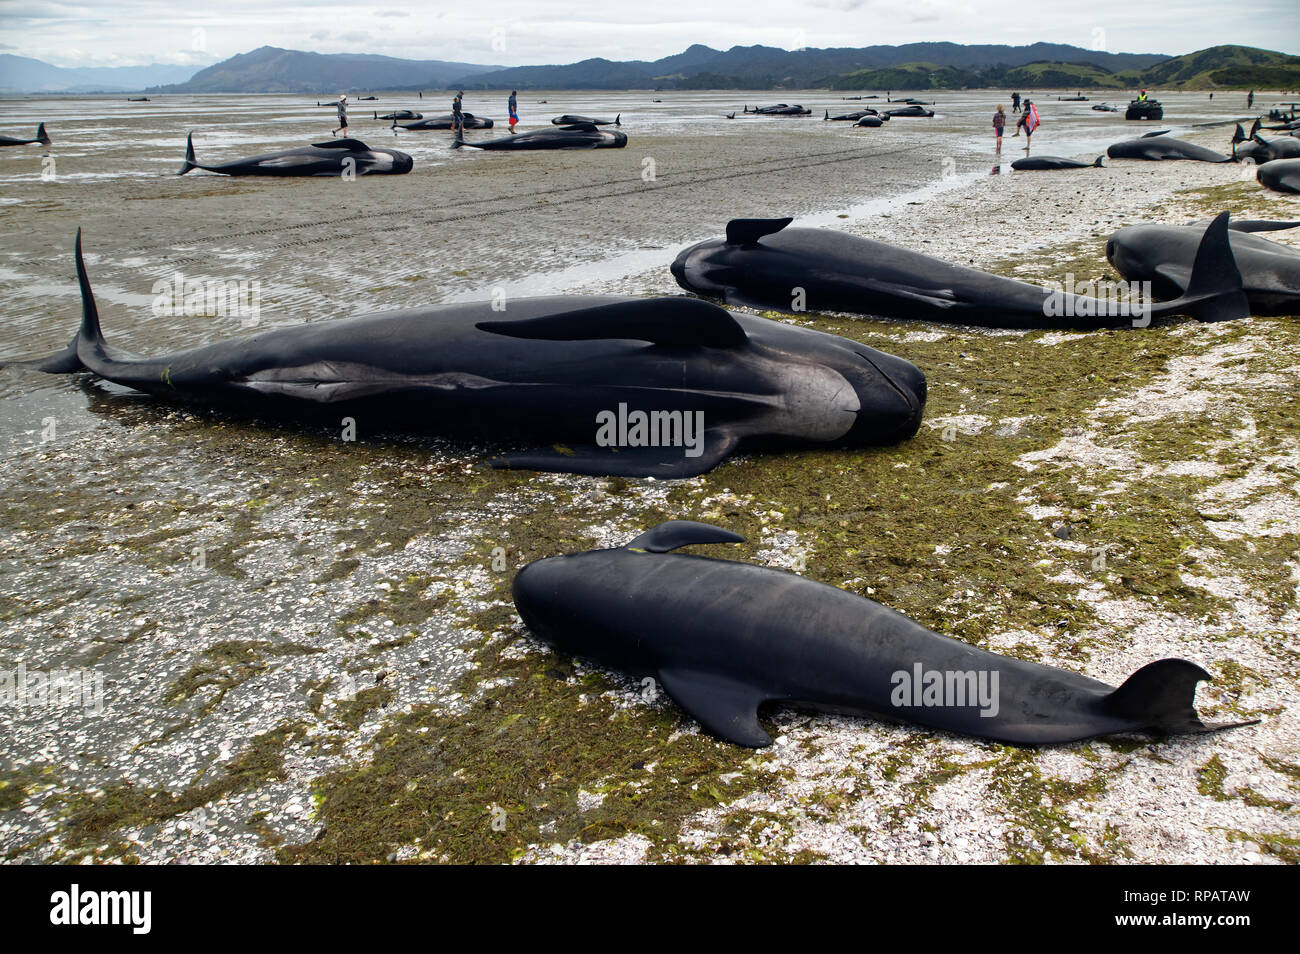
512, 546, 652, 670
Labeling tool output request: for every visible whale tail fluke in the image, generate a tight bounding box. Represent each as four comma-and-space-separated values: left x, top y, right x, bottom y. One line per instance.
35, 122, 49, 146
74, 230, 105, 350
1093, 155, 1104, 167
1157, 211, 1249, 323
1103, 658, 1256, 735
178, 131, 197, 175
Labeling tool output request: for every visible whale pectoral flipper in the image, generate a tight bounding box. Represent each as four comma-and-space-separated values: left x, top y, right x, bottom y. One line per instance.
625, 520, 745, 552
490, 428, 740, 478
477, 297, 748, 348
656, 668, 772, 747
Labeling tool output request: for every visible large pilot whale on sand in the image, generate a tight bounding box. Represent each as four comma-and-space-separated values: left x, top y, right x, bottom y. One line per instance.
4, 233, 925, 478
671, 214, 1249, 329
1107, 217, 1300, 316
513, 521, 1253, 747
177, 133, 412, 176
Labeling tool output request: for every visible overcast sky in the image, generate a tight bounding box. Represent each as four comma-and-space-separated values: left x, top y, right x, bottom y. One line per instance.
2, 0, 1297, 68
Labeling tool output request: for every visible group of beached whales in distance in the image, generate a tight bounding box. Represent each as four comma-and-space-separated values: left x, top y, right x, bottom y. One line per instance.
5, 103, 1296, 750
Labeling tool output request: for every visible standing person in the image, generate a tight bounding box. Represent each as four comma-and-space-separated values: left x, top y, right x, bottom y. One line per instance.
1247, 89, 1254, 109
1011, 91, 1021, 113
332, 93, 348, 137
1022, 99, 1039, 150
508, 89, 518, 134
452, 90, 464, 138
993, 104, 1006, 152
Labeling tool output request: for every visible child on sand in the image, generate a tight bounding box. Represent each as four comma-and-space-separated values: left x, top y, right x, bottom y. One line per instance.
993, 105, 1005, 152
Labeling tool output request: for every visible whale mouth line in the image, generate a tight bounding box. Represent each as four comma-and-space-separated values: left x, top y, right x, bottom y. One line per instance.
855, 350, 918, 414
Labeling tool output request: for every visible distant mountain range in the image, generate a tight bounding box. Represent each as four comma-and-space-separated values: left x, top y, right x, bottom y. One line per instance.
0, 54, 206, 93
150, 47, 501, 94
3, 43, 1296, 95
823, 45, 1300, 90
452, 42, 1167, 90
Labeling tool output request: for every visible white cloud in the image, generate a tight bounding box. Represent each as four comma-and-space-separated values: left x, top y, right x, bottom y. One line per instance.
0, 0, 1295, 68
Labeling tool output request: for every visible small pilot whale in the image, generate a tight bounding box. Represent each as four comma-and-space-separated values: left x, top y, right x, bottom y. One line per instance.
4, 233, 925, 479
512, 522, 1253, 747
376, 109, 423, 121
1011, 155, 1104, 170
551, 114, 620, 126
1257, 158, 1300, 194
452, 123, 627, 150
0, 122, 50, 148
177, 133, 412, 176
1107, 135, 1231, 162
393, 112, 493, 130
671, 214, 1249, 329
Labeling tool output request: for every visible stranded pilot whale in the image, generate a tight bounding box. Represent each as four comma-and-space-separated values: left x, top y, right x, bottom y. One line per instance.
1011, 155, 1104, 170
512, 521, 1252, 747
551, 113, 620, 126
451, 123, 627, 150
394, 113, 493, 130
177, 133, 412, 176
1107, 217, 1300, 316
671, 214, 1249, 329
1107, 135, 1231, 162
0, 123, 50, 147
5, 233, 925, 479
1257, 158, 1300, 195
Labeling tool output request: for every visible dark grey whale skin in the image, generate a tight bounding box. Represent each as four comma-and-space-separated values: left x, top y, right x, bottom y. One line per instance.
177, 133, 412, 176
451, 123, 626, 150
671, 215, 1249, 329
1011, 155, 1104, 170
0, 123, 49, 147
5, 234, 925, 479
1108, 218, 1300, 316
1258, 158, 1300, 195
1106, 136, 1231, 162
393, 113, 493, 130
513, 522, 1249, 748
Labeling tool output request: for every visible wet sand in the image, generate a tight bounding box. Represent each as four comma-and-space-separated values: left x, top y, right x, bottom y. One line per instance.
1, 90, 1297, 864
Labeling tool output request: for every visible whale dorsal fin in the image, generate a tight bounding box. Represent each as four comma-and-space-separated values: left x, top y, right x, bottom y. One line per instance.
725, 217, 794, 246
656, 668, 771, 747
625, 520, 745, 553
478, 297, 748, 348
